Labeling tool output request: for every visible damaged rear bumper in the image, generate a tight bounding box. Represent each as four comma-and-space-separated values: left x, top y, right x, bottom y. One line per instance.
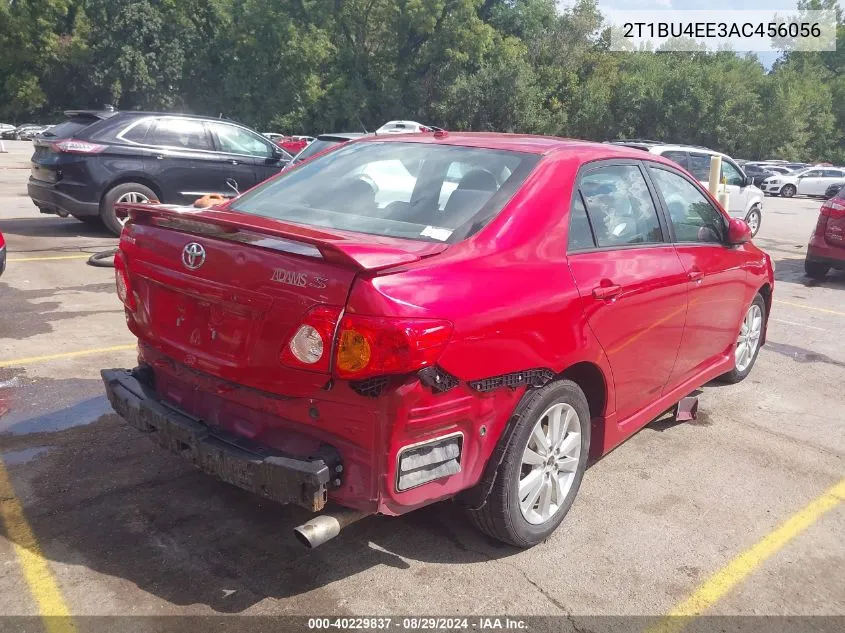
101, 367, 341, 512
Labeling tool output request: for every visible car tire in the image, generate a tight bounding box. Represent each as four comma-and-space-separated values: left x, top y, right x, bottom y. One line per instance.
804, 259, 830, 280
780, 184, 796, 198
720, 293, 766, 384
466, 379, 590, 548
745, 207, 762, 237
100, 183, 156, 236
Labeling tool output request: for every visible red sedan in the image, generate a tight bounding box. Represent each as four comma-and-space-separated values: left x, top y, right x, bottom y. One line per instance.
102, 134, 773, 548
0, 229, 5, 277
805, 186, 845, 279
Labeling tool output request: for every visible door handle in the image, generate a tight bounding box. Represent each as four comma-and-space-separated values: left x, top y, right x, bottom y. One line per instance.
230, 159, 239, 165
688, 269, 705, 283
155, 154, 164, 160
593, 284, 622, 300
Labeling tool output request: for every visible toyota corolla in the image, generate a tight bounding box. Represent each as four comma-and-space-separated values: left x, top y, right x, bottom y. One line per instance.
102, 133, 774, 548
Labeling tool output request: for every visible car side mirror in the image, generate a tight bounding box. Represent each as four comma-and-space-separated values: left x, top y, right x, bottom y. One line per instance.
727, 218, 752, 245
742, 175, 753, 187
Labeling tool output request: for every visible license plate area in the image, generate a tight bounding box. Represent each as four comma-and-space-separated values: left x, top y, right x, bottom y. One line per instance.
151, 285, 254, 359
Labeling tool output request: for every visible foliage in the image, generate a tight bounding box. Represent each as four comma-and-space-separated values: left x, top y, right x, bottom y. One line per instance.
0, 0, 842, 162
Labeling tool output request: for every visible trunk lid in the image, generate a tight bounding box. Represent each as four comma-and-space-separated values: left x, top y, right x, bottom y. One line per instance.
118, 202, 447, 396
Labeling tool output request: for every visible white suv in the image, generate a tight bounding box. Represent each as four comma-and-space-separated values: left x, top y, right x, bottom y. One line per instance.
609, 141, 765, 236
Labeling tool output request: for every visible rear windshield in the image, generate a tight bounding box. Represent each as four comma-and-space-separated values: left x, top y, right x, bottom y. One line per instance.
232, 141, 539, 243
291, 138, 344, 164
40, 116, 98, 139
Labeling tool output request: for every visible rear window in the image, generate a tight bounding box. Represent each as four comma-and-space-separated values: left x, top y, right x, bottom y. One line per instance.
39, 116, 97, 139
292, 138, 344, 164
232, 141, 539, 242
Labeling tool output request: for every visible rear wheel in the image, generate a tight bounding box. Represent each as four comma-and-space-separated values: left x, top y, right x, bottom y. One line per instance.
780, 184, 796, 198
100, 183, 156, 236
720, 293, 765, 384
466, 380, 590, 548
804, 259, 830, 280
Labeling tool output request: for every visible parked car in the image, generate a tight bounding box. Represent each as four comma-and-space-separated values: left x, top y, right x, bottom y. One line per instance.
805, 186, 845, 279
760, 167, 845, 198
289, 132, 367, 166
824, 182, 844, 199
278, 135, 314, 155
0, 230, 5, 278
2, 124, 43, 140
102, 134, 773, 549
610, 141, 765, 236
262, 132, 284, 142
375, 120, 441, 135
742, 163, 778, 187
0, 123, 15, 136
28, 109, 291, 235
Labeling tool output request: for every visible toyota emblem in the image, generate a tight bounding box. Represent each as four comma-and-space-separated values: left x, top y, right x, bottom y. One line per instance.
181, 242, 206, 270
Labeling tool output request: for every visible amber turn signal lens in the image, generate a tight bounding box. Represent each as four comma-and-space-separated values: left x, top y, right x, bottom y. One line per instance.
337, 329, 372, 374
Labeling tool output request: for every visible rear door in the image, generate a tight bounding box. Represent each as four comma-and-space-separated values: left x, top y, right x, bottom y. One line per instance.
646, 164, 749, 386
566, 161, 688, 422
207, 121, 287, 190
821, 170, 845, 195
144, 117, 250, 205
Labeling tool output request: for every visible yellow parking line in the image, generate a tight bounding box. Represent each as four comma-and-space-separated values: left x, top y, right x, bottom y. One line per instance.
774, 299, 845, 317
0, 460, 77, 632
0, 344, 135, 367
646, 479, 845, 633
7, 254, 92, 263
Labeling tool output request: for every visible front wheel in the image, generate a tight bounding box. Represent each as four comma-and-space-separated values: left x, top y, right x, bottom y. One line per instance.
780, 184, 796, 198
745, 207, 762, 237
720, 293, 765, 384
466, 380, 590, 548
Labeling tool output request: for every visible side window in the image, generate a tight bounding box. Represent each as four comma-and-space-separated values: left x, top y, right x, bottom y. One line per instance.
662, 151, 689, 171
803, 170, 823, 177
721, 160, 744, 186
150, 118, 212, 151
567, 193, 596, 251
822, 169, 844, 178
211, 123, 273, 158
649, 167, 725, 244
687, 153, 713, 181
121, 118, 153, 144
579, 165, 664, 247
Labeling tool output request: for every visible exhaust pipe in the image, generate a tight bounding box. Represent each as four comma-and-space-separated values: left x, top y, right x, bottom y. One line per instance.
293, 509, 369, 549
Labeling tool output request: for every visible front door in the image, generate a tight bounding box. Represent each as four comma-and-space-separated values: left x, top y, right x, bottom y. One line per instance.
646, 164, 750, 386
566, 162, 688, 422
796, 169, 826, 196
207, 121, 287, 193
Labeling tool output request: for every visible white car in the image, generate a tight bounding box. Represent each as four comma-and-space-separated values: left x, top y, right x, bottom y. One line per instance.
375, 120, 439, 135
761, 167, 845, 198
610, 141, 765, 236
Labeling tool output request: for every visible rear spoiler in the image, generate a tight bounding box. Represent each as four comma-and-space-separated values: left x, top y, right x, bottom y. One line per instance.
116, 202, 448, 272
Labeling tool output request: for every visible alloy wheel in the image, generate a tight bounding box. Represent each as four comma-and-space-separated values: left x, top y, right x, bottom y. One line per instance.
115, 191, 150, 226
735, 303, 762, 373
518, 402, 581, 525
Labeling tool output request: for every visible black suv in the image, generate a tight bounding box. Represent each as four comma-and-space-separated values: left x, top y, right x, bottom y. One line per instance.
28, 109, 291, 234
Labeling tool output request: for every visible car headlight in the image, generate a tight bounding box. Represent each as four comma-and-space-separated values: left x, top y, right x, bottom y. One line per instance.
768, 179, 781, 185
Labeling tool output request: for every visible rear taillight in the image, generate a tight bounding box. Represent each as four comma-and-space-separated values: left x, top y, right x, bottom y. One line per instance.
282, 308, 453, 379
334, 315, 452, 380
820, 198, 845, 219
113, 250, 136, 310
280, 306, 343, 373
52, 139, 106, 154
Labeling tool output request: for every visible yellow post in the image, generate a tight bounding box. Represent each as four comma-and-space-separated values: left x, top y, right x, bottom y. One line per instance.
708, 155, 721, 196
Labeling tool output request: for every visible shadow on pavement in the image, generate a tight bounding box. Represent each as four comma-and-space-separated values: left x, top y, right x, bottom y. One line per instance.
772, 256, 845, 289
0, 215, 113, 240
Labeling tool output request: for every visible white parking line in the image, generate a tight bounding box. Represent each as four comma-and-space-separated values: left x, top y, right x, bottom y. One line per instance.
771, 318, 828, 332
